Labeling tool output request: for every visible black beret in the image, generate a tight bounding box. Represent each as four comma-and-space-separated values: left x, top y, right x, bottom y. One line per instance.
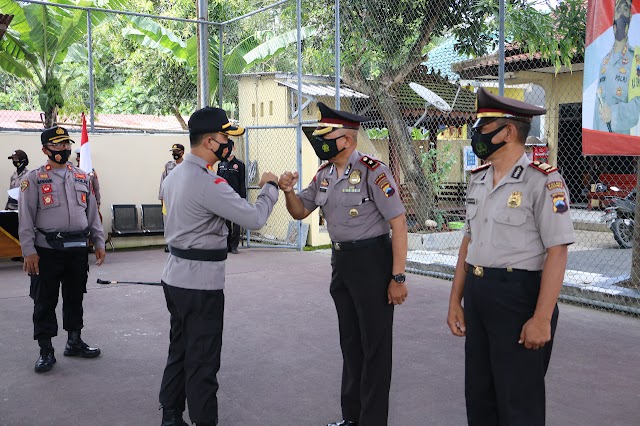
41, 126, 75, 145
188, 107, 245, 136
474, 88, 547, 128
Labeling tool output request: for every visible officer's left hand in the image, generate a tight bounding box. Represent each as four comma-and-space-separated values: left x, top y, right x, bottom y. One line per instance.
388, 280, 408, 305
599, 103, 612, 124
519, 316, 551, 350
95, 248, 106, 266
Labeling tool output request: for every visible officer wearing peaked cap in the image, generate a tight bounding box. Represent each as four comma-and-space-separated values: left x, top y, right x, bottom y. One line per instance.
159, 143, 185, 201
6, 149, 29, 210
158, 107, 279, 426
279, 102, 408, 426
447, 88, 575, 425
18, 126, 106, 374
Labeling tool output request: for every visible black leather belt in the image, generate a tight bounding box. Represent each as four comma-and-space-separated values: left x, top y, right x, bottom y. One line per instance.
331, 234, 390, 251
169, 246, 228, 262
465, 263, 541, 279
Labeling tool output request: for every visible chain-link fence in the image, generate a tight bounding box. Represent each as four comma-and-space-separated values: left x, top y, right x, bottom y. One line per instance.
1, 0, 639, 315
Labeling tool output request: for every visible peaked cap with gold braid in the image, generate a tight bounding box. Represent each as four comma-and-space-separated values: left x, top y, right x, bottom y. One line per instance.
311, 102, 370, 136
41, 126, 75, 145
473, 88, 546, 129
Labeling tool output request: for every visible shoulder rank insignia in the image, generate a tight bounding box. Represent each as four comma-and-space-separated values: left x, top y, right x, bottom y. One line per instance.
529, 161, 557, 175
360, 156, 380, 170
470, 163, 491, 174
317, 162, 331, 172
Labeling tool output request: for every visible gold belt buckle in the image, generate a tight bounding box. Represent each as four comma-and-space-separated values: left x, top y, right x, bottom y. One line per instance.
473, 265, 484, 277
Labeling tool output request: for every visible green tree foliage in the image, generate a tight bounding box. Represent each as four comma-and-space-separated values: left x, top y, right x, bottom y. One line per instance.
0, 0, 124, 127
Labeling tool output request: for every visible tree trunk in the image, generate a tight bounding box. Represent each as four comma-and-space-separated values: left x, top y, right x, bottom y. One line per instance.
372, 94, 436, 228
173, 105, 188, 130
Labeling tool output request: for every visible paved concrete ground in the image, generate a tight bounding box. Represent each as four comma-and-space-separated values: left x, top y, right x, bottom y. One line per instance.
0, 248, 639, 426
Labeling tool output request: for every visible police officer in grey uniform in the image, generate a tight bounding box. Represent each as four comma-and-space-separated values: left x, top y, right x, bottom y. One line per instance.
447, 88, 575, 425
158, 143, 184, 201
158, 107, 279, 426
6, 149, 29, 210
279, 102, 408, 426
18, 126, 106, 373
594, 0, 640, 134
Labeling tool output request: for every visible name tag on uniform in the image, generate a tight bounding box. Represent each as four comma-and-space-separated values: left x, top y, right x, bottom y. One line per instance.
466, 198, 476, 205
342, 186, 361, 193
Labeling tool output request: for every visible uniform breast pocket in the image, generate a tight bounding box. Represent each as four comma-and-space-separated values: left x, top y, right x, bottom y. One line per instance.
465, 205, 478, 234
492, 210, 527, 249
342, 195, 364, 224
75, 183, 89, 207
315, 191, 329, 207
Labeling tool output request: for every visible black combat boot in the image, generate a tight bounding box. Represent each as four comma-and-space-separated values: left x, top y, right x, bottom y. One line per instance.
34, 338, 56, 373
63, 330, 101, 358
160, 408, 189, 426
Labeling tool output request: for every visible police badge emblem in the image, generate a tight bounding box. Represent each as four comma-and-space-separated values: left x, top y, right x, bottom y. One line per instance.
348, 169, 361, 185
507, 191, 522, 208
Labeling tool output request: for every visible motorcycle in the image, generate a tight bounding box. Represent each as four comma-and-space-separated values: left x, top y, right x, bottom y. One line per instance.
602, 187, 636, 249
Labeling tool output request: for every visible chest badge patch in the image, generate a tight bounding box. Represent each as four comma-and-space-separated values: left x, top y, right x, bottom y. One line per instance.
81, 193, 87, 203
39, 173, 49, 179
349, 208, 359, 217
41, 184, 52, 194
508, 191, 522, 208
320, 178, 329, 193
348, 169, 361, 185
20, 180, 29, 192
42, 194, 54, 205
233, 164, 238, 169
552, 192, 568, 213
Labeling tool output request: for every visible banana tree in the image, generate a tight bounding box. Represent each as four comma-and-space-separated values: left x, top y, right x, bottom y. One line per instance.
0, 0, 120, 127
123, 15, 316, 127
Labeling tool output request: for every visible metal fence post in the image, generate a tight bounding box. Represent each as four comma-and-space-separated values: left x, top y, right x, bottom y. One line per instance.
87, 10, 95, 131
197, 0, 209, 107
335, 0, 341, 109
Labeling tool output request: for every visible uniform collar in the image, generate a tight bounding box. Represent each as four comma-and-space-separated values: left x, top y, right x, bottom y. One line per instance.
503, 153, 530, 184
184, 152, 211, 171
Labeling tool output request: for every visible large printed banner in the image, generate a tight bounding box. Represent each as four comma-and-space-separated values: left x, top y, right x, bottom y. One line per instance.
583, 0, 640, 155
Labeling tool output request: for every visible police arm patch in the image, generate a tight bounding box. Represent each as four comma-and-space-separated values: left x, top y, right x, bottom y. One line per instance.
20, 180, 29, 192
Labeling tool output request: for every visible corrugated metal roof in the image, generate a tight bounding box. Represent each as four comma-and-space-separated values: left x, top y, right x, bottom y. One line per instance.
275, 80, 368, 99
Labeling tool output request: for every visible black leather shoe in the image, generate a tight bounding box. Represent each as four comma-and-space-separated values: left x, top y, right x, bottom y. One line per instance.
35, 347, 56, 373
231, 247, 239, 254
64, 331, 101, 358
327, 421, 357, 426
160, 408, 189, 426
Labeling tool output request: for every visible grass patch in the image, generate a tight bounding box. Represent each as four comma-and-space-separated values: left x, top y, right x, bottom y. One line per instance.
303, 244, 332, 251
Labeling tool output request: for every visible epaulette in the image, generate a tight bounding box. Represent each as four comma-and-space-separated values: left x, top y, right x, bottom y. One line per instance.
360, 155, 381, 170
470, 163, 491, 174
529, 161, 557, 175
317, 162, 331, 172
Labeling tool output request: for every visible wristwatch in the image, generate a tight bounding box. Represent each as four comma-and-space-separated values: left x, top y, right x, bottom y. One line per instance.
266, 180, 278, 189
392, 273, 406, 284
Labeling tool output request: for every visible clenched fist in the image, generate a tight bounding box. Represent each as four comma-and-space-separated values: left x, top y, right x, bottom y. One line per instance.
278, 171, 299, 193
258, 172, 279, 188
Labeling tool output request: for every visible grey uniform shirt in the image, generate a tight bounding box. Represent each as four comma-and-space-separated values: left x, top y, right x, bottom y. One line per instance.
464, 153, 575, 271
298, 150, 405, 242
161, 153, 278, 291
18, 162, 105, 257
6, 168, 29, 210
158, 160, 178, 200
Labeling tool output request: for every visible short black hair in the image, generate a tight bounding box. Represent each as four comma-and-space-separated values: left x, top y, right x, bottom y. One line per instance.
496, 118, 531, 143
189, 133, 208, 147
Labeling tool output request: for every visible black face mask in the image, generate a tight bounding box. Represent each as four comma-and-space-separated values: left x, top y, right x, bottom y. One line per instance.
47, 149, 72, 165
614, 15, 630, 41
172, 152, 183, 161
13, 160, 22, 169
212, 139, 232, 162
311, 135, 344, 161
471, 125, 507, 160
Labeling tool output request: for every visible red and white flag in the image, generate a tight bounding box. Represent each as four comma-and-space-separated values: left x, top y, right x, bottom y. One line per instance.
79, 112, 93, 173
